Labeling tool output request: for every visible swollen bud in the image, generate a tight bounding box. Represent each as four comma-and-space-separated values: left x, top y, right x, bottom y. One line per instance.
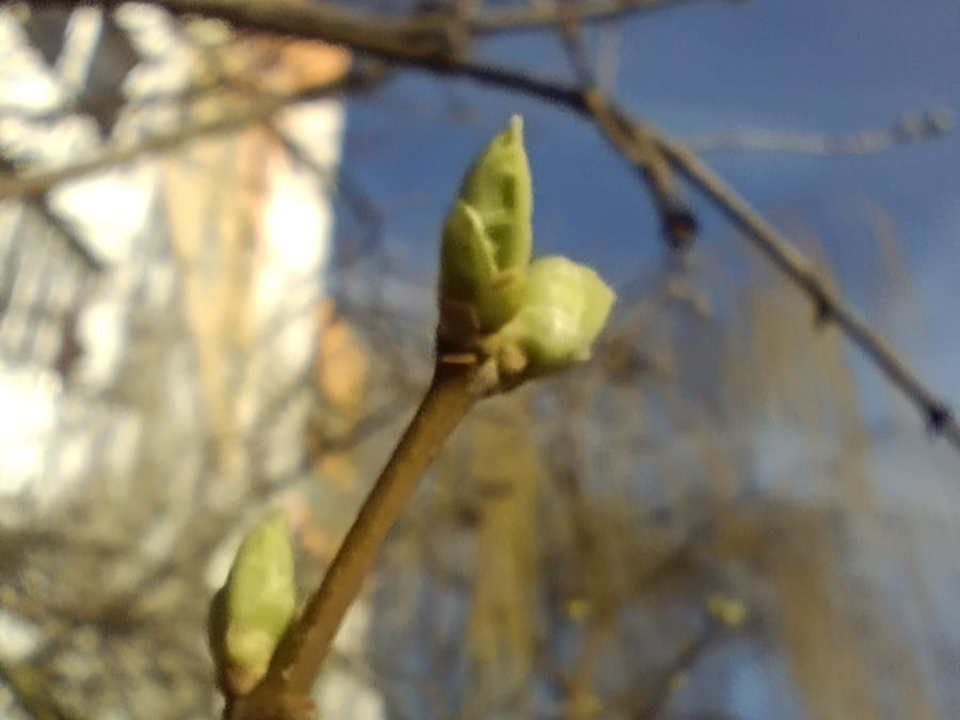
493, 256, 615, 378
457, 114, 532, 270
209, 511, 297, 696
437, 115, 616, 389
440, 115, 533, 336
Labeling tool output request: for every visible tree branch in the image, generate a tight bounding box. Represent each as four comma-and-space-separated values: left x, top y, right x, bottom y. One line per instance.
631, 615, 723, 720
558, 2, 696, 249
0, 658, 83, 720
33, 0, 737, 61
228, 359, 481, 720
0, 67, 374, 200
645, 119, 960, 446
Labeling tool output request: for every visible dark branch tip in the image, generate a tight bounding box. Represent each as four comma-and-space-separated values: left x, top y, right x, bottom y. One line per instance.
925, 402, 953, 435
663, 205, 698, 251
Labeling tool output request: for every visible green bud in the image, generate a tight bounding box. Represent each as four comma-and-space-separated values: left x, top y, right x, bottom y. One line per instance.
440, 116, 532, 336
706, 593, 747, 629
209, 511, 296, 696
436, 114, 615, 384
492, 256, 615, 377
457, 114, 532, 270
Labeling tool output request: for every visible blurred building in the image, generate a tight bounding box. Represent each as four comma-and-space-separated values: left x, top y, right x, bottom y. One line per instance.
0, 7, 380, 719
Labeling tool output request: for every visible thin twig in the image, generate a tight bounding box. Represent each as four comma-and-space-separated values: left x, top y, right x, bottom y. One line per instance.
0, 158, 104, 270
687, 109, 954, 156
631, 617, 722, 720
644, 120, 960, 446
557, 2, 696, 249
35, 0, 734, 62
472, 0, 736, 35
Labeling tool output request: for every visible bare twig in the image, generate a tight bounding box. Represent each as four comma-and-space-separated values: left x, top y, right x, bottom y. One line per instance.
47, 0, 457, 59
631, 616, 722, 720
558, 2, 696, 250
472, 0, 738, 35
0, 158, 104, 270
687, 109, 954, 156
32, 0, 735, 63
644, 119, 960, 446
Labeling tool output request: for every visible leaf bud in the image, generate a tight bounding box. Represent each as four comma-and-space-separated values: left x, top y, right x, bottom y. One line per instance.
209, 511, 297, 696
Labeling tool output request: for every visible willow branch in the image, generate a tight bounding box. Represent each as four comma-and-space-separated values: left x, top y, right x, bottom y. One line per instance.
471, 0, 735, 35
631, 616, 722, 720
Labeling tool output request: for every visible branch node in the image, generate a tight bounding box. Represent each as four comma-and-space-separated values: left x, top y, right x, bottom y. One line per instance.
663, 202, 698, 251
810, 286, 835, 327
925, 402, 954, 436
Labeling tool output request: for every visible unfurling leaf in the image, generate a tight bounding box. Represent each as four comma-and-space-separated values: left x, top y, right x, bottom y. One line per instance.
457, 114, 532, 271
493, 256, 615, 377
440, 115, 532, 337
437, 115, 616, 388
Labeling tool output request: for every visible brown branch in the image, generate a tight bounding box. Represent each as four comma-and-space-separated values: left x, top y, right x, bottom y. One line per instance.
33, 0, 739, 63
472, 0, 739, 35
39, 0, 458, 59
630, 617, 722, 720
338, 37, 960, 450
558, 2, 696, 250
228, 359, 482, 720
19, 1, 960, 455
642, 119, 960, 447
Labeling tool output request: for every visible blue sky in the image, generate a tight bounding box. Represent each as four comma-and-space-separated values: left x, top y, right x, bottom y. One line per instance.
342, 0, 960, 438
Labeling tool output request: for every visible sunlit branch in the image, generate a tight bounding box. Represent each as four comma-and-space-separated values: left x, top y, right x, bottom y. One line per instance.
558, 5, 696, 250
471, 0, 738, 35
